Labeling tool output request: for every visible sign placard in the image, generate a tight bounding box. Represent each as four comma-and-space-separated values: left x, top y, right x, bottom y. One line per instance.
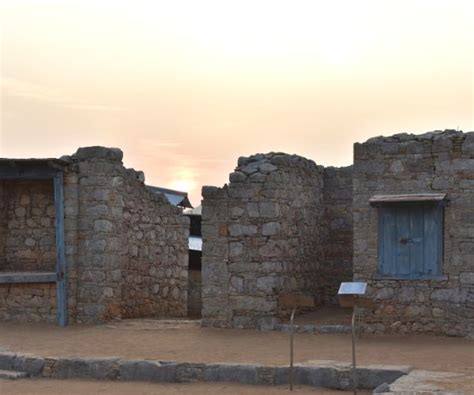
338, 282, 367, 295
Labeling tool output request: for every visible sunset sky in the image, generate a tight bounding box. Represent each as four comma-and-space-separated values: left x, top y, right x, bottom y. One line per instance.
0, 1, 473, 205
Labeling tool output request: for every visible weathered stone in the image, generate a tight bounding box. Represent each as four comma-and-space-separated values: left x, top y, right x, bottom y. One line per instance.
75, 146, 123, 161
229, 171, 247, 183
460, 272, 474, 285
0, 351, 16, 370
119, 360, 177, 382
262, 222, 280, 236
13, 354, 45, 376
204, 363, 257, 384
51, 357, 119, 379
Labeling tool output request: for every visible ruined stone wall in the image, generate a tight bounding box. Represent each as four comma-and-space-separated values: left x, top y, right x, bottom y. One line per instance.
353, 130, 474, 336
0, 146, 189, 324
202, 153, 325, 328
321, 167, 353, 305
120, 168, 189, 318
0, 180, 56, 272
69, 147, 189, 323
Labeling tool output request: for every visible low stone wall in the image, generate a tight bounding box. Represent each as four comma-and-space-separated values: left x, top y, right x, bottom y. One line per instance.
202, 153, 325, 328
0, 350, 411, 390
353, 130, 474, 336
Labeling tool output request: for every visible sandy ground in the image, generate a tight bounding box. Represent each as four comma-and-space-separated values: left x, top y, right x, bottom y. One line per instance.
0, 379, 371, 395
0, 320, 472, 376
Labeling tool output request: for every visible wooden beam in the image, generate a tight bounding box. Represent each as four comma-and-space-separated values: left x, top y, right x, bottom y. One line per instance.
0, 272, 56, 284
369, 193, 447, 205
0, 166, 58, 180
54, 171, 68, 327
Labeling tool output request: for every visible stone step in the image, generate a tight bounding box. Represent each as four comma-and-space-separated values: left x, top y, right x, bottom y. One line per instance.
0, 369, 28, 380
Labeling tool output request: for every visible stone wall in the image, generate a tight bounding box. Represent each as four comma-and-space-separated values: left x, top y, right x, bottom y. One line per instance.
70, 147, 189, 323
120, 167, 189, 319
202, 153, 325, 328
353, 130, 474, 336
0, 180, 56, 272
0, 180, 58, 322
321, 167, 353, 305
0, 283, 56, 322
0, 146, 189, 324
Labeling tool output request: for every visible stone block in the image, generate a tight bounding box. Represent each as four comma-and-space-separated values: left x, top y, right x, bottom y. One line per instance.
51, 357, 119, 379
262, 222, 280, 236
431, 288, 463, 303
259, 202, 280, 218
13, 354, 45, 376
75, 146, 123, 161
204, 363, 257, 384
229, 171, 247, 183
119, 360, 177, 382
176, 363, 205, 382
0, 351, 16, 370
460, 272, 474, 286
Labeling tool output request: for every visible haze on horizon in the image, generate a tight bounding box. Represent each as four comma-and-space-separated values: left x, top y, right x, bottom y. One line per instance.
0, 0, 473, 205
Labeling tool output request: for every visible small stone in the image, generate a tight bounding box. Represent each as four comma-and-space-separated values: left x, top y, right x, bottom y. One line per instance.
262, 222, 280, 236
15, 207, 26, 217
24, 238, 36, 247
229, 171, 247, 183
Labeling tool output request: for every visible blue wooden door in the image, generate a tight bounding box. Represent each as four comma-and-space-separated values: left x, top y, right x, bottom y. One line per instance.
378, 203, 442, 278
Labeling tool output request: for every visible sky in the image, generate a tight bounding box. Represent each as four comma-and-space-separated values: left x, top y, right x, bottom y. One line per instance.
0, 1, 473, 206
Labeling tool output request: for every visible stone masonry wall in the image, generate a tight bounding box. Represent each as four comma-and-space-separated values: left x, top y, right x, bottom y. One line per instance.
0, 180, 58, 322
202, 153, 325, 328
69, 147, 189, 323
353, 130, 474, 337
0, 180, 56, 272
120, 167, 189, 318
321, 167, 353, 305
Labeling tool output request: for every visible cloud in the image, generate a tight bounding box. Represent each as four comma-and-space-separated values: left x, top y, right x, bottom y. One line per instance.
1, 76, 123, 112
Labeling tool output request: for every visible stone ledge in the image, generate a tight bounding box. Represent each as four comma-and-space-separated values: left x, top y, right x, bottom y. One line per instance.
0, 350, 412, 390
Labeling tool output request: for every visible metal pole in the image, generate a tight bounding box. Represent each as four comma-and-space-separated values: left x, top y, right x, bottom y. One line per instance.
351, 305, 358, 395
289, 306, 297, 391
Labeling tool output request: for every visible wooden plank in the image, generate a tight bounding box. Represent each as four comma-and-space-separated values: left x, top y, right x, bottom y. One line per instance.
0, 166, 57, 180
0, 272, 56, 284
396, 207, 411, 276
54, 171, 67, 327
409, 205, 425, 278
370, 193, 446, 204
379, 207, 397, 275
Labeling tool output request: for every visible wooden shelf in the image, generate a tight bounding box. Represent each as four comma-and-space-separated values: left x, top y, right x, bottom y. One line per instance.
0, 272, 56, 284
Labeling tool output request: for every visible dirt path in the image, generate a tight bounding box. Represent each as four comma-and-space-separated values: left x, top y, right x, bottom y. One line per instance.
0, 320, 472, 375
0, 379, 370, 395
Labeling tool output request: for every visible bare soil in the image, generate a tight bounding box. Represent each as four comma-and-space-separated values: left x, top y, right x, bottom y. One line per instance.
0, 379, 370, 395
0, 320, 472, 376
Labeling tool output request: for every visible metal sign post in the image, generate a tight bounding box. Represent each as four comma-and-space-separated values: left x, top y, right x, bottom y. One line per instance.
338, 282, 370, 395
